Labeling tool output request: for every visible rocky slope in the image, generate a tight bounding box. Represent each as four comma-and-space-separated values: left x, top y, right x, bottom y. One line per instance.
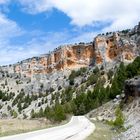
87, 75, 140, 140
0, 22, 140, 119
117, 77, 140, 140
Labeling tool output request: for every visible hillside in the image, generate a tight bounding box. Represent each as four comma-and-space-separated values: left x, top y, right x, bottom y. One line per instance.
87, 86, 140, 140
0, 22, 140, 123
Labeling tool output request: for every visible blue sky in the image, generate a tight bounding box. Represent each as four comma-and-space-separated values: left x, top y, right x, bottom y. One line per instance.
0, 0, 140, 65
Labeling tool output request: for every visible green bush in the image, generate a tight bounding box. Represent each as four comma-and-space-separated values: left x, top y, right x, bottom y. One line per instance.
69, 67, 87, 80
31, 109, 35, 118
107, 70, 114, 79
93, 67, 99, 74
113, 107, 125, 128
69, 79, 74, 85
86, 73, 98, 86
11, 110, 18, 118
53, 104, 66, 122
107, 107, 125, 130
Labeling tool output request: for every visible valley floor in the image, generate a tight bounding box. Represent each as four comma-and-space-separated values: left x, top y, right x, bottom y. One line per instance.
86, 120, 118, 140
0, 116, 94, 140
0, 118, 68, 137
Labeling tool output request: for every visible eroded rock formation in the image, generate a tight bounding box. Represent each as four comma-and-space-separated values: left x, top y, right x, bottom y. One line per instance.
125, 76, 140, 99
94, 32, 137, 69
0, 22, 140, 79
2, 44, 94, 77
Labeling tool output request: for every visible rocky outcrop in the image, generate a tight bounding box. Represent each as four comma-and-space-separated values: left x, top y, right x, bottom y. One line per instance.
1, 27, 139, 78
0, 23, 140, 91
0, 22, 139, 105
0, 44, 94, 77
124, 76, 140, 99
94, 32, 137, 70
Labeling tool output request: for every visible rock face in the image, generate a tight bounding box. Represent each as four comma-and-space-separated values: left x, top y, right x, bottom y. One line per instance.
1, 28, 139, 78
124, 76, 140, 99
0, 44, 94, 77
94, 32, 138, 69
0, 22, 140, 99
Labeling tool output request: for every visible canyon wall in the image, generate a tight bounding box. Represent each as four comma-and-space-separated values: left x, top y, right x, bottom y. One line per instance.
0, 22, 140, 119
1, 23, 140, 78
1, 44, 94, 77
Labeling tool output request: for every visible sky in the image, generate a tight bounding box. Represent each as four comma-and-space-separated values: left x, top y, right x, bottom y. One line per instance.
0, 0, 140, 65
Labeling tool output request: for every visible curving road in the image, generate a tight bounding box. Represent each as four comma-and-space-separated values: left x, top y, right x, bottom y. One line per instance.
0, 116, 95, 140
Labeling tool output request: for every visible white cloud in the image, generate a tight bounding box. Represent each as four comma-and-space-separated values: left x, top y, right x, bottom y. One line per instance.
0, 13, 23, 39
0, 12, 24, 65
0, 12, 23, 54
0, 0, 10, 4
18, 0, 140, 30
0, 26, 97, 65
0, 0, 98, 65
19, 0, 53, 14
0, 25, 70, 65
1, 0, 140, 65
0, 12, 47, 65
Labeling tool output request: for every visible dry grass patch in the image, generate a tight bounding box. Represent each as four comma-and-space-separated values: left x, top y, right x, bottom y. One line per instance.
86, 121, 118, 140
0, 118, 68, 137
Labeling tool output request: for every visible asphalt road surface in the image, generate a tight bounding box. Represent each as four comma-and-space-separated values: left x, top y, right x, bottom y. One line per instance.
0, 116, 95, 140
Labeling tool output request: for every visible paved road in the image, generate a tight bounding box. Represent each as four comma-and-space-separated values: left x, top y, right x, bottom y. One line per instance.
0, 116, 95, 140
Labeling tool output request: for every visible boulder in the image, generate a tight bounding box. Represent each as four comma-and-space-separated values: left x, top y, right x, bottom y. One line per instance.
124, 76, 140, 99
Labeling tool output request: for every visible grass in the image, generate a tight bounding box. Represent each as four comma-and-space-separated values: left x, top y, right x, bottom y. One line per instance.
0, 118, 69, 137
86, 120, 119, 140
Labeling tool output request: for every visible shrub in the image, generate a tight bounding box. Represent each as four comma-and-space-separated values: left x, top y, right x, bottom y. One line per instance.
113, 107, 125, 128
31, 109, 35, 118
11, 110, 18, 118
107, 107, 125, 130
53, 104, 66, 122
69, 68, 87, 80
7, 105, 11, 111
107, 70, 114, 79
69, 79, 74, 85
86, 73, 98, 86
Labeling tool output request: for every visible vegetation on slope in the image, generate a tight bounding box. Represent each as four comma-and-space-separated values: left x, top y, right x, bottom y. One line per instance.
107, 107, 125, 130
1, 57, 140, 122
30, 56, 140, 121
86, 120, 118, 140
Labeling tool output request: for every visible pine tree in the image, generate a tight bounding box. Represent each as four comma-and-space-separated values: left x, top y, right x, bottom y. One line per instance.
54, 104, 66, 122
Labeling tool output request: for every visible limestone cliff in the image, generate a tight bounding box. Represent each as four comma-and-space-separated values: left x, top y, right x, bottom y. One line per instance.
0, 22, 140, 92
1, 26, 139, 78
94, 32, 138, 69
1, 44, 94, 77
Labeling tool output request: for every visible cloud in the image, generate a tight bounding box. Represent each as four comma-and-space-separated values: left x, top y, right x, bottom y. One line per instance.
0, 0, 10, 4
0, 1, 98, 65
0, 12, 25, 65
0, 26, 97, 65
0, 24, 67, 65
18, 0, 140, 30
0, 12, 24, 53
0, 0, 140, 65
0, 13, 23, 39
19, 0, 53, 14
0, 4, 94, 65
